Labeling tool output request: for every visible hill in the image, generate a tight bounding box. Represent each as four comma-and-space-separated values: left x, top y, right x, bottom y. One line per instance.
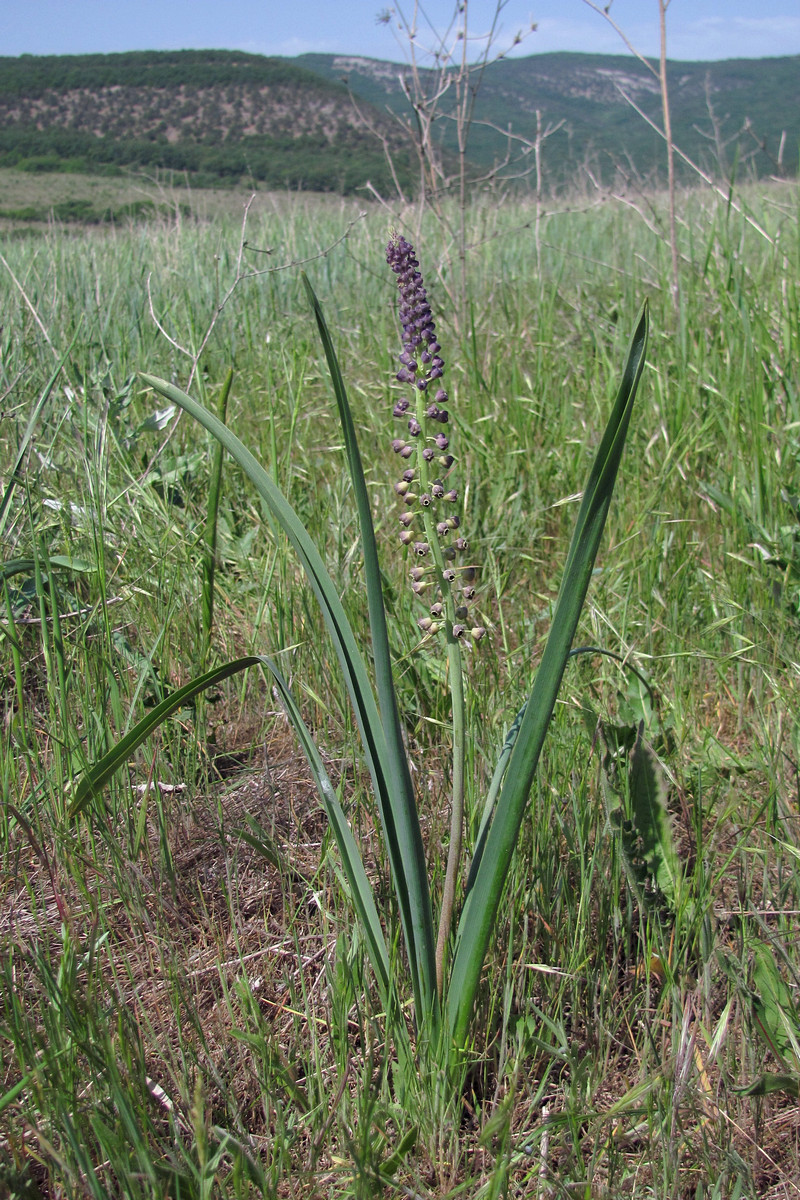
0, 47, 796, 196
299, 50, 800, 187
0, 50, 416, 194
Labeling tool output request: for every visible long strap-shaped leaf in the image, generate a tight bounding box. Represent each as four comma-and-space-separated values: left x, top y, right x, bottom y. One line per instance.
448, 303, 649, 1047
302, 275, 437, 1021
138, 372, 435, 1025
67, 649, 400, 1037
262, 657, 399, 1027
68, 656, 265, 815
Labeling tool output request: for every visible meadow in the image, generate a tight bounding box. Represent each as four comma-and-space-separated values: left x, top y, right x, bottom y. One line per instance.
1, 171, 799, 1197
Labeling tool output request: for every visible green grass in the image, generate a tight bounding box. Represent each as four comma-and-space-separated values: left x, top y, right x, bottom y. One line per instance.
2, 177, 800, 1196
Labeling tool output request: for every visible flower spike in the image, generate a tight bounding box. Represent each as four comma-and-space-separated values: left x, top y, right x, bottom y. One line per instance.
386, 232, 479, 642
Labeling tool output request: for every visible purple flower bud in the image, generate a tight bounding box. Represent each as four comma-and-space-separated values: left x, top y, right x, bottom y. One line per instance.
416, 378, 428, 391
400, 445, 414, 459
391, 438, 406, 454
443, 569, 456, 583
452, 624, 467, 639
471, 626, 486, 641
454, 537, 468, 551
393, 399, 410, 417
395, 480, 410, 495
419, 493, 432, 507
431, 481, 444, 499
402, 468, 415, 482
422, 448, 435, 462
442, 545, 456, 560
436, 410, 449, 424
399, 511, 414, 527
461, 585, 475, 600
444, 489, 458, 502
439, 454, 455, 468
429, 602, 443, 617
399, 530, 414, 545
435, 389, 448, 403
411, 580, 429, 594
413, 542, 429, 556
418, 616, 433, 632
455, 606, 468, 620
410, 567, 426, 581
408, 418, 421, 437
461, 566, 476, 582
425, 404, 441, 420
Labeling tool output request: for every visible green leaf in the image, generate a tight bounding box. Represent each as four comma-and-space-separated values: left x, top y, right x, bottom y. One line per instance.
734, 1073, 800, 1098
1, 555, 97, 582
378, 1124, 419, 1178
262, 657, 396, 1021
448, 303, 649, 1047
139, 370, 436, 1025
751, 942, 800, 1069
628, 722, 679, 906
302, 276, 436, 1018
68, 656, 263, 816
0, 1066, 36, 1115
68, 648, 399, 1026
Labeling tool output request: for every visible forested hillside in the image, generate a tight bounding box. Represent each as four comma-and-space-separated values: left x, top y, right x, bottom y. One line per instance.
0, 47, 796, 194
301, 50, 799, 187
0, 50, 415, 193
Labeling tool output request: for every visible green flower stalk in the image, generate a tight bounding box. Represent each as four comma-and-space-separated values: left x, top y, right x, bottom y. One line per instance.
386, 233, 482, 996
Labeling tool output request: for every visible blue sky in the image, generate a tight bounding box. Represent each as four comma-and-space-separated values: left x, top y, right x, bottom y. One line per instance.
3, 1, 800, 62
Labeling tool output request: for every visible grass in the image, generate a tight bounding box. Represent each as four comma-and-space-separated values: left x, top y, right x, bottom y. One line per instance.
1, 171, 800, 1196
0, 167, 266, 229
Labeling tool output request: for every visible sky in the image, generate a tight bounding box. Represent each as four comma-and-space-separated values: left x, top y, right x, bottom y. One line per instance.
2, 1, 800, 64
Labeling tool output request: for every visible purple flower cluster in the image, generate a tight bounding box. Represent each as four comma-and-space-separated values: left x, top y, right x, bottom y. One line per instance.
386, 233, 484, 643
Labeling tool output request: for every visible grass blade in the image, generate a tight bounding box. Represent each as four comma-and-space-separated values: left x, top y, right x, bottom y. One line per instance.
201, 367, 233, 658
0, 330, 80, 541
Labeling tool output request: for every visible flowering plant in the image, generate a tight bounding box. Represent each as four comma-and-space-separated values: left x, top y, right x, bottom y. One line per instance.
70, 238, 648, 1061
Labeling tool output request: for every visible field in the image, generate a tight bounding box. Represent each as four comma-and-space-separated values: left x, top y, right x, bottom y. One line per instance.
1, 169, 800, 1197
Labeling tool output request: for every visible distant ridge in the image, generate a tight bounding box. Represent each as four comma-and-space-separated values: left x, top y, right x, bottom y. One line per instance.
298, 50, 800, 186
0, 48, 796, 193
